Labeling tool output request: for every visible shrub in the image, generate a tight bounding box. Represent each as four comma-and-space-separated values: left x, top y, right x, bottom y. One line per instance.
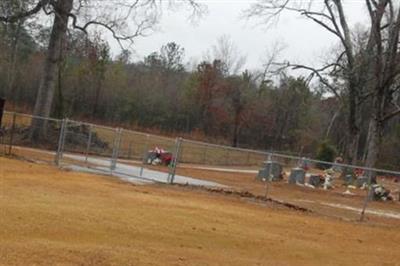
316, 141, 337, 169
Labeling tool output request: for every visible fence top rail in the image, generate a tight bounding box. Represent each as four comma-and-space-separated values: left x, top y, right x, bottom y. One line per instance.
4, 110, 177, 142
123, 128, 176, 142
67, 119, 176, 142
67, 118, 116, 131
181, 138, 400, 177
182, 138, 268, 154
4, 111, 61, 123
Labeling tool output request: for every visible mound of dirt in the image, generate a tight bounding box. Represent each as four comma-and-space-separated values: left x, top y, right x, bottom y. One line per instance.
2, 124, 109, 151
63, 124, 109, 150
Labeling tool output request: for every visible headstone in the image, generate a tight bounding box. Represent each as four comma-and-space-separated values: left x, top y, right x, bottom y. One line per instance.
288, 168, 306, 184
257, 161, 283, 181
355, 176, 368, 188
343, 174, 354, 185
308, 175, 322, 187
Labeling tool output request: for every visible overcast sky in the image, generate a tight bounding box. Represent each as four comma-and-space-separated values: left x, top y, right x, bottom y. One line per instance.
109, 0, 368, 71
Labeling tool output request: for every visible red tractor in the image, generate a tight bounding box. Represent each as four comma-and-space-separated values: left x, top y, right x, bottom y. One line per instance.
146, 147, 173, 166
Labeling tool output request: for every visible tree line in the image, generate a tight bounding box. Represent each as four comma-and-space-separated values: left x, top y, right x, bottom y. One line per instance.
0, 0, 399, 172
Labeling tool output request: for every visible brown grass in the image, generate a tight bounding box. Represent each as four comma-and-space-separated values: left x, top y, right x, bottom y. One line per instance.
3, 145, 400, 224
172, 167, 400, 224
1, 156, 400, 265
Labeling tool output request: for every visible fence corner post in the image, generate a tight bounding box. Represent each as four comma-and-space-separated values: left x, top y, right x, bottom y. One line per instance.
110, 127, 122, 172
7, 112, 17, 155
55, 118, 67, 166
84, 124, 93, 164
359, 171, 375, 222
168, 137, 183, 184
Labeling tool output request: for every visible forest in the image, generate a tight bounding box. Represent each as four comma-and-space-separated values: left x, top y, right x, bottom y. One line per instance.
0, 0, 399, 171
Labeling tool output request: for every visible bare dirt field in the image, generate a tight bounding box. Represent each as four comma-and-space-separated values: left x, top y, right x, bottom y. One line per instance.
1, 156, 400, 265
173, 167, 400, 224
3, 145, 400, 224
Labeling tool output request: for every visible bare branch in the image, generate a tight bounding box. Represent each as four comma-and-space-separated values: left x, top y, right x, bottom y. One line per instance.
272, 61, 343, 100
383, 106, 400, 121
0, 0, 49, 23
69, 12, 154, 50
67, 0, 205, 50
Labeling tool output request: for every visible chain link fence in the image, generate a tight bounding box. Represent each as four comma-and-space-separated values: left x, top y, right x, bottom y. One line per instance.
176, 138, 400, 222
0, 111, 62, 163
1, 110, 400, 222
55, 118, 179, 184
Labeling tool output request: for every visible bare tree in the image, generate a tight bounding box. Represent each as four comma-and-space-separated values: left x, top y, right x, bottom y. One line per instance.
362, 0, 400, 175
245, 0, 397, 167
247, 0, 400, 171
0, 0, 205, 139
205, 35, 247, 76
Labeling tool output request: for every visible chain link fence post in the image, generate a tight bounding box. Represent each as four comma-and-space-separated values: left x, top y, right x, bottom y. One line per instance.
7, 112, 16, 155
140, 134, 150, 177
360, 170, 376, 221
110, 128, 122, 172
55, 118, 67, 166
61, 119, 68, 161
84, 124, 93, 164
168, 137, 182, 184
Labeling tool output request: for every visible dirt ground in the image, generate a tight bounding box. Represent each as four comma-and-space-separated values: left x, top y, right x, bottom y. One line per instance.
1, 157, 400, 265
2, 145, 400, 224
173, 167, 400, 224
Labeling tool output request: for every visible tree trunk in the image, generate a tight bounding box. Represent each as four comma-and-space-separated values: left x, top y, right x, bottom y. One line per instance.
325, 109, 339, 139
365, 90, 385, 180
362, 120, 374, 163
365, 118, 380, 171
346, 79, 361, 165
347, 130, 360, 165
54, 59, 65, 118
30, 0, 73, 139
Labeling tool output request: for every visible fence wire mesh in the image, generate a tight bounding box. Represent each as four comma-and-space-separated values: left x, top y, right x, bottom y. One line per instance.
0, 111, 61, 163
1, 110, 400, 223
175, 138, 400, 222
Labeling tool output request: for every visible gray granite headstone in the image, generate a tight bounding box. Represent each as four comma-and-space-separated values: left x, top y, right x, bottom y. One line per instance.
355, 176, 368, 188
308, 175, 322, 187
257, 161, 283, 181
288, 168, 306, 184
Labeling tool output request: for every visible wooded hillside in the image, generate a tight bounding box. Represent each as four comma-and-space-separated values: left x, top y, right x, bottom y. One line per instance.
0, 0, 399, 171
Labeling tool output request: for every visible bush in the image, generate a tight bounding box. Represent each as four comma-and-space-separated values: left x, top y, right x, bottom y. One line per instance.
315, 141, 337, 169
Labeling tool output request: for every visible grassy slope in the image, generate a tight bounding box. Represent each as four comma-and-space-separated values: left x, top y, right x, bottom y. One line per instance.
1, 157, 400, 266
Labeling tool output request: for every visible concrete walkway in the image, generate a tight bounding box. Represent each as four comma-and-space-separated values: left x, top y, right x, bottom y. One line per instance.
63, 154, 226, 187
